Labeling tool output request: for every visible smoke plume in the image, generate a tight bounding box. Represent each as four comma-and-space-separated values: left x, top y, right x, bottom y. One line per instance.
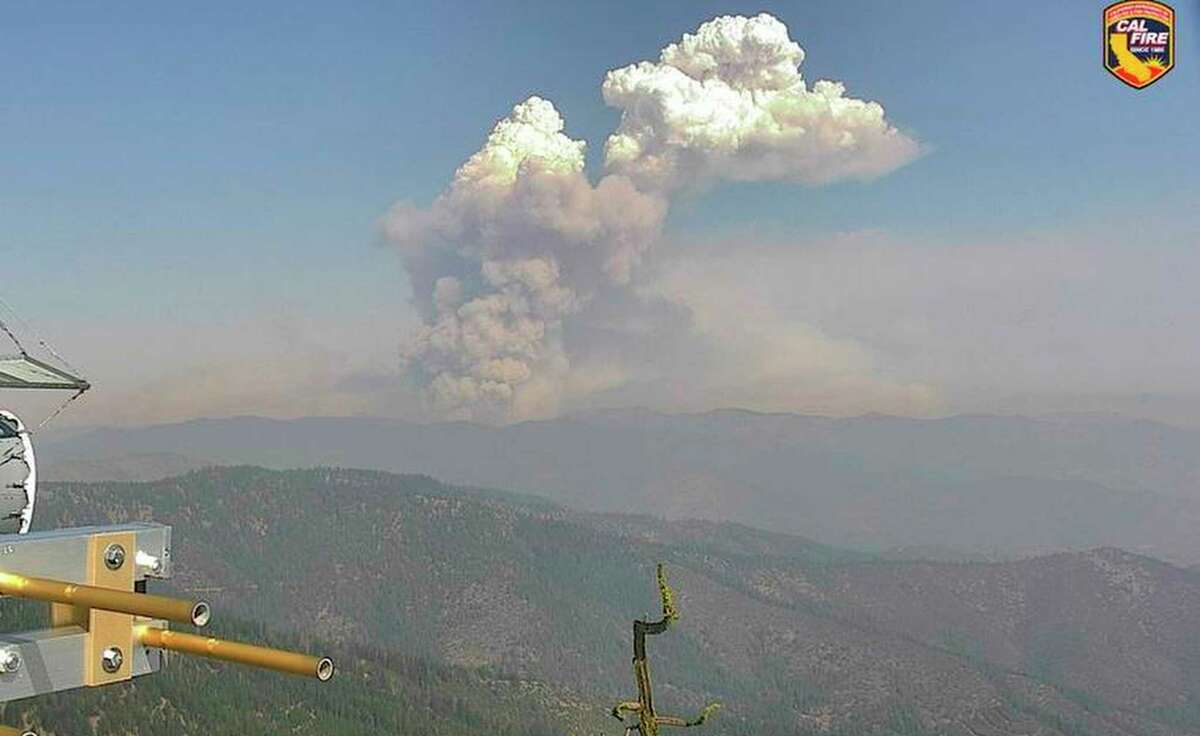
386, 14, 917, 419
385, 97, 666, 417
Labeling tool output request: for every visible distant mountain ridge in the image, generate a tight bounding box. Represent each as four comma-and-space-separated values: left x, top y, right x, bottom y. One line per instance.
43, 451, 211, 482
35, 466, 1200, 735
43, 409, 1200, 562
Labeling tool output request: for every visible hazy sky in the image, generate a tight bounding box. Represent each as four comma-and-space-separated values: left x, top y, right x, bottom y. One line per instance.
3, 1, 1198, 427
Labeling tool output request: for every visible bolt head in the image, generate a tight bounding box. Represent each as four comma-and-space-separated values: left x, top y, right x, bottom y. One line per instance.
103, 544, 126, 570
0, 649, 21, 673
101, 646, 124, 673
135, 550, 164, 575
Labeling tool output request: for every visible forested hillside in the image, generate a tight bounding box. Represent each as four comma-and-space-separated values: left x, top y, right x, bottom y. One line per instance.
7, 467, 1200, 735
0, 610, 593, 735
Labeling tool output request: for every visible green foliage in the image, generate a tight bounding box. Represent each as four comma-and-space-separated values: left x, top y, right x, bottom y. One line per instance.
884, 704, 932, 736
692, 702, 721, 724
656, 564, 678, 625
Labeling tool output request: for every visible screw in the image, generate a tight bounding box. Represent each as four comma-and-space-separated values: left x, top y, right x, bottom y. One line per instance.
0, 648, 21, 673
103, 544, 126, 570
101, 647, 124, 673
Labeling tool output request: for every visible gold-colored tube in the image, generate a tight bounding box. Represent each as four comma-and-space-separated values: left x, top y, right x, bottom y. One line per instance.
137, 627, 334, 681
0, 725, 35, 736
0, 571, 210, 627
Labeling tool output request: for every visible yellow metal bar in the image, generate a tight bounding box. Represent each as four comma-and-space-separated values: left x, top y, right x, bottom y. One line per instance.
0, 572, 209, 627
0, 725, 34, 735
137, 627, 334, 681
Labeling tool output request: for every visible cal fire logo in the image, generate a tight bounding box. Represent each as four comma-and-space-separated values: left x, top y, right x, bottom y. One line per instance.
1104, 1, 1175, 88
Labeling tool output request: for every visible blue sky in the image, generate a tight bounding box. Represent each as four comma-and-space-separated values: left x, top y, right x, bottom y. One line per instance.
3, 1, 1198, 425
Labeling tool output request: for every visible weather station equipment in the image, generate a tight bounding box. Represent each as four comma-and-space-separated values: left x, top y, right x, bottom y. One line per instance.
0, 310, 334, 735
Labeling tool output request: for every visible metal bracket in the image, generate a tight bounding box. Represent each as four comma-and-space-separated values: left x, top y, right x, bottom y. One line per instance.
0, 524, 172, 702
0, 521, 331, 710
0, 524, 172, 582
0, 622, 163, 701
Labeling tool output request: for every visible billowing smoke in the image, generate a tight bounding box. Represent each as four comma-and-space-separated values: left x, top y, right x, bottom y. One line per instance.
386, 14, 917, 419
385, 97, 666, 417
602, 13, 919, 190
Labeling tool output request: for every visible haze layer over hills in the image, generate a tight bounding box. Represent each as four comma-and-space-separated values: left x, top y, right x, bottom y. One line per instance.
44, 410, 1200, 563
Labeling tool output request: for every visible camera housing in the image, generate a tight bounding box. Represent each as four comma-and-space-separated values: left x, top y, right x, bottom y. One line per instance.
0, 410, 36, 534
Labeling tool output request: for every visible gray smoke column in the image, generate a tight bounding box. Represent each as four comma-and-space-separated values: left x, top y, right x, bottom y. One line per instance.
385, 97, 666, 417
386, 14, 917, 419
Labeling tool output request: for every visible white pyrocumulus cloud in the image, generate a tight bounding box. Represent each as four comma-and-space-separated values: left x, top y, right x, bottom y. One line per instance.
386, 14, 918, 419
602, 13, 920, 190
